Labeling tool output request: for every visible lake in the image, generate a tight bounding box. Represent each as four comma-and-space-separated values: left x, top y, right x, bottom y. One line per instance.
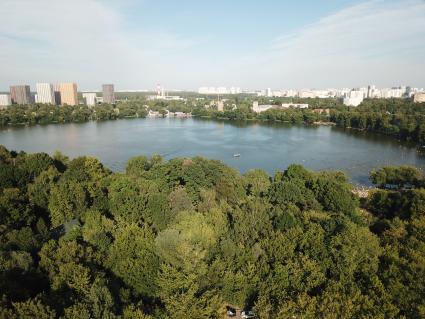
1, 117, 424, 185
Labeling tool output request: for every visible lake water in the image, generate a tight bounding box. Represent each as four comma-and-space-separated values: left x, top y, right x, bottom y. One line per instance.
1, 117, 424, 185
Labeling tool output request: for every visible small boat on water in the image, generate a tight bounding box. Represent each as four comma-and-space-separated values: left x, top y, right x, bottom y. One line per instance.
233, 153, 241, 158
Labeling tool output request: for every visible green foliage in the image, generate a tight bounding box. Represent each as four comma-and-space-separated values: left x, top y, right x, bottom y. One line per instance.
330, 98, 425, 144
370, 165, 423, 189
48, 179, 89, 226
125, 156, 151, 177
106, 223, 159, 297
107, 175, 170, 229
0, 188, 33, 228
0, 102, 148, 128
244, 169, 270, 196
12, 298, 56, 319
0, 145, 424, 318
28, 167, 60, 210
168, 186, 194, 214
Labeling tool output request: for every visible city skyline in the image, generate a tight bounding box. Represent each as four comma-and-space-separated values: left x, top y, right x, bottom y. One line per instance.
0, 81, 425, 94
1, 81, 423, 108
1, 0, 425, 90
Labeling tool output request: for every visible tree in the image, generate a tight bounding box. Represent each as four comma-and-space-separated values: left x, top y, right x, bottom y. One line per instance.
126, 156, 150, 177
168, 186, 194, 214
244, 169, 270, 196
2, 146, 425, 318
48, 179, 89, 226
157, 263, 222, 319
0, 188, 33, 228
28, 167, 60, 210
370, 166, 423, 189
106, 223, 159, 297
12, 298, 56, 319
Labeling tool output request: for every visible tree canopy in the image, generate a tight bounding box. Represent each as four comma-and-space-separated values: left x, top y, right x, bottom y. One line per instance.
0, 145, 424, 318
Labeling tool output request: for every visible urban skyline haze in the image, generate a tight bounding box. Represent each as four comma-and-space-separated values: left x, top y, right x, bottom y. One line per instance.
1, 0, 425, 91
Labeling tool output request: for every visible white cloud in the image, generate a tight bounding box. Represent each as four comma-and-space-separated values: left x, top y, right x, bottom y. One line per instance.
239, 0, 425, 88
0, 0, 424, 90
0, 0, 199, 90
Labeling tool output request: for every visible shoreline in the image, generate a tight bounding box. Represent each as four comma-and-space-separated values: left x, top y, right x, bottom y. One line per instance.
0, 111, 421, 148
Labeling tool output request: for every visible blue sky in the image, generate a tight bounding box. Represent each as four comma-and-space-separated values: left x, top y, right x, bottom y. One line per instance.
1, 0, 424, 90
123, 0, 355, 45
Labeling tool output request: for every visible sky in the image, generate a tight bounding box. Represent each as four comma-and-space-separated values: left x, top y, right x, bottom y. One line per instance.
1, 0, 424, 91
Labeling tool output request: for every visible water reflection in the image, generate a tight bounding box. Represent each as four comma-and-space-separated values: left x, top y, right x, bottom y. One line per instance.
1, 117, 424, 185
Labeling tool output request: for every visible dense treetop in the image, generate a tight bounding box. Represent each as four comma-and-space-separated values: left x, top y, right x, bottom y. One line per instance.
0, 145, 424, 318
0, 102, 148, 127
330, 98, 425, 145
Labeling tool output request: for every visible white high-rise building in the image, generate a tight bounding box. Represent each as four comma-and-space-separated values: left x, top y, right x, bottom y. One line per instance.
217, 87, 227, 94
199, 86, 241, 95
217, 100, 224, 112
343, 89, 365, 106
283, 89, 297, 97
83, 93, 97, 106
367, 85, 376, 98
0, 94, 11, 107
229, 87, 241, 94
298, 90, 315, 98
414, 92, 425, 103
36, 83, 55, 104
266, 88, 272, 97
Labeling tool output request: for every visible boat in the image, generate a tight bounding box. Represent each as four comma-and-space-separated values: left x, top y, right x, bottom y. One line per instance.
233, 153, 241, 157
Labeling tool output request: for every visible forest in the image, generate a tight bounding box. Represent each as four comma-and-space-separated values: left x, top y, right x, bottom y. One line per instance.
330, 98, 425, 145
1, 145, 424, 318
0, 102, 148, 127
2, 97, 425, 146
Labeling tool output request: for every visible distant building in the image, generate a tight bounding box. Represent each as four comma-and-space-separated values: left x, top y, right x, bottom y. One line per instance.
10, 85, 31, 105
53, 84, 61, 105
229, 87, 241, 94
217, 87, 227, 94
147, 94, 184, 101
298, 90, 315, 98
198, 86, 241, 95
380, 87, 402, 98
36, 83, 55, 104
252, 101, 309, 112
252, 101, 274, 113
343, 89, 365, 106
59, 83, 78, 105
313, 108, 330, 115
199, 87, 211, 94
198, 87, 213, 94
311, 90, 332, 98
102, 84, 115, 104
414, 92, 425, 103
96, 96, 104, 104
168, 111, 191, 118
281, 103, 309, 109
217, 100, 224, 112
266, 88, 272, 97
0, 94, 11, 107
343, 96, 363, 106
148, 110, 162, 118
83, 93, 97, 106
367, 85, 380, 98
283, 89, 297, 97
